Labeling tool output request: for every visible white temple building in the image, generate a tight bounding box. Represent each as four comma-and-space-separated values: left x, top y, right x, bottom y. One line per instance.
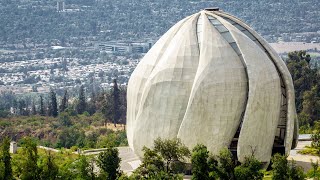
126, 8, 299, 164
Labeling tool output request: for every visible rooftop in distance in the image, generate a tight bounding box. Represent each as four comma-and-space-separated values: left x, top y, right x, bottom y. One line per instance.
204, 7, 220, 11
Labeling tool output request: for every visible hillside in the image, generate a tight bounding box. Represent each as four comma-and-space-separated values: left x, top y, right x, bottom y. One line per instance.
0, 0, 319, 44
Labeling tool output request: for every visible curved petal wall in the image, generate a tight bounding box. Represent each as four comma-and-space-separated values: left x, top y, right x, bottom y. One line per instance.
126, 10, 298, 164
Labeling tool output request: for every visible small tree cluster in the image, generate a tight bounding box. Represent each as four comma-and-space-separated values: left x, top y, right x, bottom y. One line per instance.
132, 138, 190, 179
271, 153, 305, 180
0, 137, 13, 180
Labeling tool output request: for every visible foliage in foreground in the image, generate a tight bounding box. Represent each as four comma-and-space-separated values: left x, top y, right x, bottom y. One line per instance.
271, 153, 305, 180
0, 137, 309, 180
131, 138, 190, 179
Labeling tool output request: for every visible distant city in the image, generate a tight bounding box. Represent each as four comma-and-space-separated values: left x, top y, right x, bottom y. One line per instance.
0, 0, 319, 94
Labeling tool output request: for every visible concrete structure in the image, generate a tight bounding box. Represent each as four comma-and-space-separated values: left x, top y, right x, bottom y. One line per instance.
97, 42, 152, 54
10, 141, 17, 154
127, 9, 299, 164
57, 0, 65, 12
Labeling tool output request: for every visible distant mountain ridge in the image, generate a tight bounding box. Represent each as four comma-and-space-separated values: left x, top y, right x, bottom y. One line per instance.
0, 0, 319, 43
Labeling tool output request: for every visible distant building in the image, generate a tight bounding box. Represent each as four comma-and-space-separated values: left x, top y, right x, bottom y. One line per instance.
10, 141, 17, 154
57, 0, 65, 12
97, 42, 152, 54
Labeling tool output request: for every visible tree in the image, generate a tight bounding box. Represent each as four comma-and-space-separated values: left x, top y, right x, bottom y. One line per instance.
286, 51, 319, 126
308, 160, 320, 180
39, 95, 45, 116
47, 97, 52, 117
311, 126, 320, 154
112, 79, 120, 126
153, 138, 190, 173
31, 101, 37, 115
288, 159, 305, 180
191, 144, 210, 180
58, 112, 72, 127
132, 146, 183, 180
75, 155, 96, 180
119, 88, 127, 125
234, 156, 263, 180
133, 138, 191, 179
97, 148, 121, 180
215, 148, 237, 180
19, 137, 41, 180
302, 85, 320, 123
56, 127, 85, 148
133, 146, 165, 179
40, 151, 59, 180
101, 91, 113, 124
18, 99, 28, 116
271, 154, 288, 180
59, 89, 68, 112
271, 153, 305, 180
76, 85, 86, 114
50, 89, 58, 117
0, 137, 13, 180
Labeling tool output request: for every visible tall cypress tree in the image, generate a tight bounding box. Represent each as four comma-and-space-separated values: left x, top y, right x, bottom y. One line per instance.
112, 79, 120, 127
39, 95, 45, 116
31, 101, 37, 115
50, 89, 58, 117
60, 89, 68, 112
1, 137, 13, 180
76, 85, 86, 114
46, 97, 52, 117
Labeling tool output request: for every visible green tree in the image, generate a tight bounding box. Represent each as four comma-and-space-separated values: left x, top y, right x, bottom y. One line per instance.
56, 127, 85, 148
58, 112, 72, 127
112, 79, 120, 127
76, 85, 86, 114
75, 155, 96, 180
191, 144, 210, 180
0, 137, 13, 180
288, 160, 305, 180
132, 147, 165, 179
286, 51, 319, 126
19, 137, 41, 180
40, 151, 59, 180
59, 89, 68, 113
312, 129, 320, 154
31, 101, 37, 115
39, 95, 45, 116
271, 153, 289, 180
234, 156, 263, 180
302, 85, 320, 123
271, 153, 305, 180
50, 89, 58, 117
216, 148, 236, 180
153, 138, 190, 173
101, 91, 113, 124
308, 160, 320, 180
97, 148, 121, 180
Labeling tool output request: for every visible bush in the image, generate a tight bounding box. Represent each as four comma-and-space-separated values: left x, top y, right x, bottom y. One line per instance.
191, 144, 210, 180
97, 148, 122, 180
0, 110, 9, 118
97, 130, 128, 148
271, 153, 305, 180
234, 156, 263, 180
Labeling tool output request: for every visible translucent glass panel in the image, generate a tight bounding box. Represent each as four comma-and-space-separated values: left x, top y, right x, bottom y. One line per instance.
221, 17, 268, 54
206, 15, 242, 61
197, 15, 203, 49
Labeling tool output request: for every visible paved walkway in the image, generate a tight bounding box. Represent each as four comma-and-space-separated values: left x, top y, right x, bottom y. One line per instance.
288, 140, 320, 172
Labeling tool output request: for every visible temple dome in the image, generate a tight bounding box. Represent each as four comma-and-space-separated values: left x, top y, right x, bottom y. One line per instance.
126, 9, 298, 164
